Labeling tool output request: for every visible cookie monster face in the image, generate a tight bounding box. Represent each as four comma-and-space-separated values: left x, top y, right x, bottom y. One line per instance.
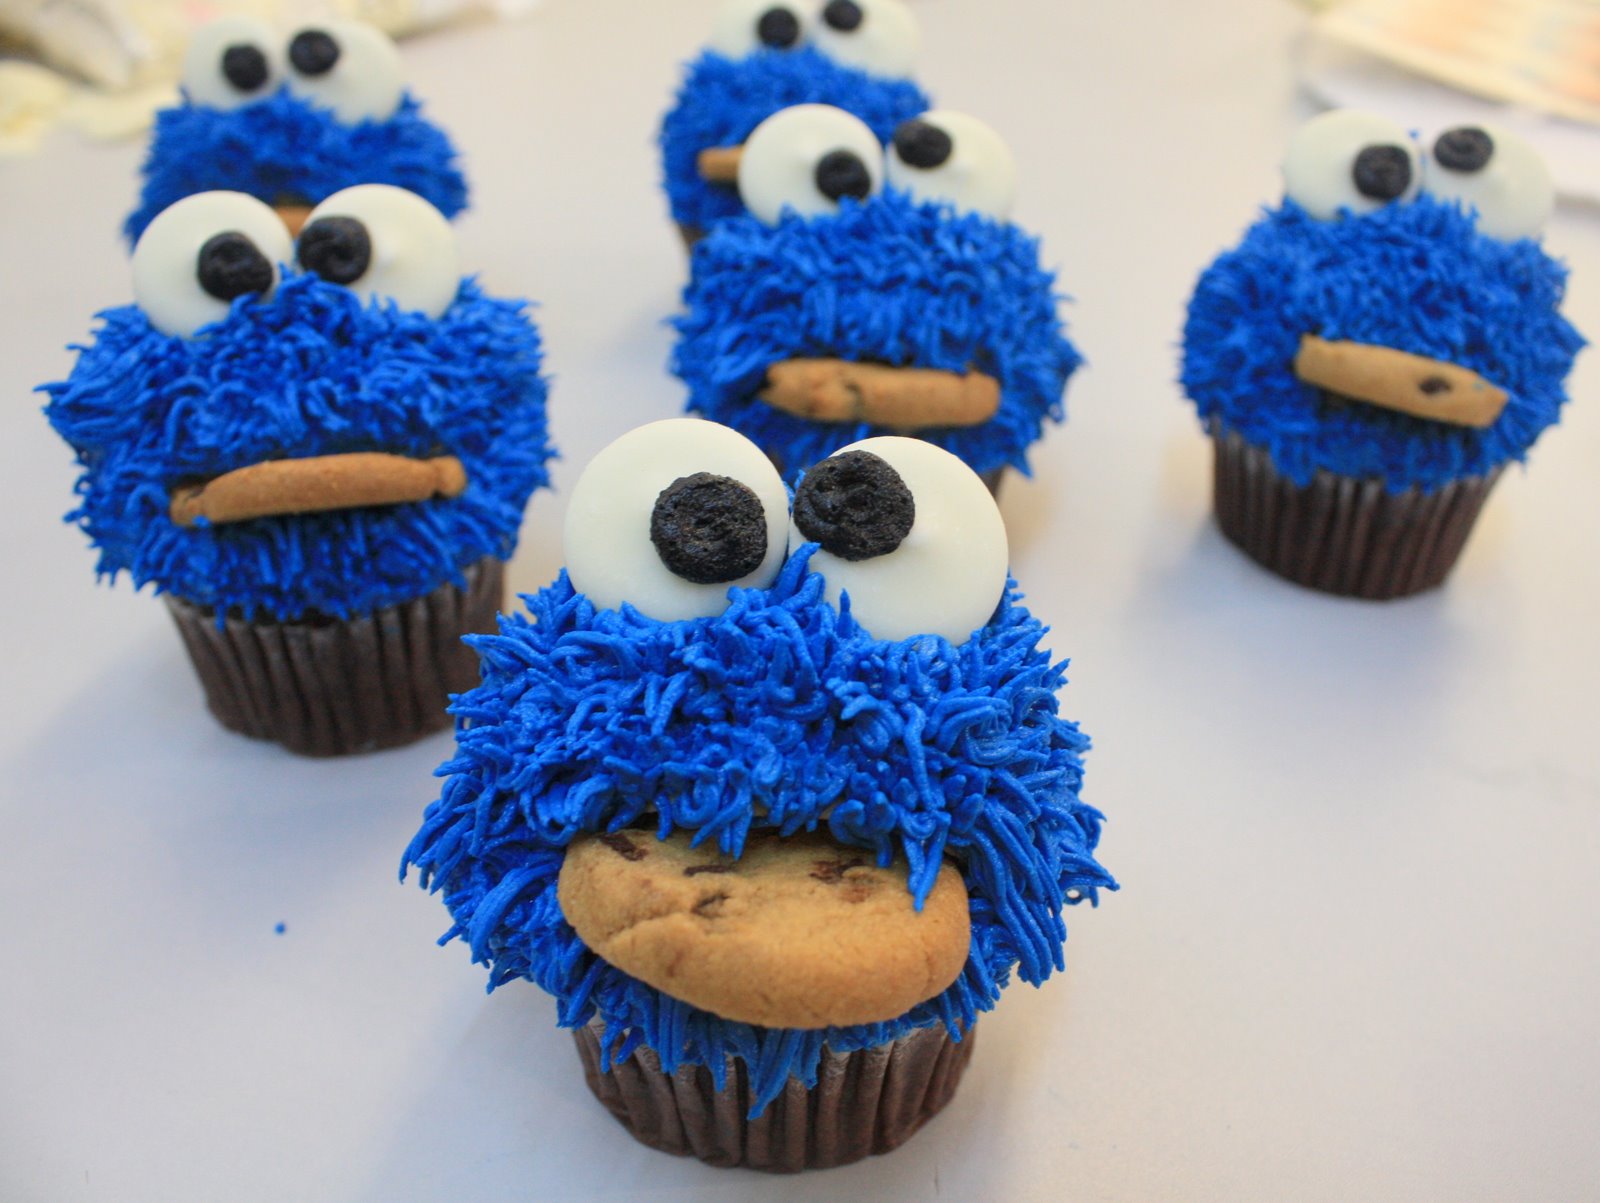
660, 0, 930, 234
44, 187, 551, 623
403, 420, 1113, 1116
1183, 110, 1584, 492
125, 17, 467, 245
674, 105, 1079, 482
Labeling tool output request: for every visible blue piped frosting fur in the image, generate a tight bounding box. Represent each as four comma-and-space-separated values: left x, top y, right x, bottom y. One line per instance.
41, 272, 550, 622
674, 189, 1080, 479
402, 550, 1113, 1115
1182, 196, 1582, 492
125, 89, 468, 244
660, 48, 928, 231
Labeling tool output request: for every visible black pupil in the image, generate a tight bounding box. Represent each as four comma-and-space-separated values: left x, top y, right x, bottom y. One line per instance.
823, 0, 864, 31
196, 232, 273, 303
288, 29, 341, 77
297, 216, 371, 285
893, 119, 953, 169
756, 7, 801, 49
1434, 127, 1494, 173
1351, 144, 1413, 202
792, 450, 915, 563
815, 150, 873, 203
650, 473, 768, 585
220, 44, 270, 93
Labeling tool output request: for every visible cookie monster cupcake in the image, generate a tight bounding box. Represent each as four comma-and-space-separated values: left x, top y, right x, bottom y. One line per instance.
43, 186, 551, 756
403, 419, 1113, 1171
674, 104, 1079, 492
1182, 110, 1583, 598
125, 17, 467, 244
660, 0, 929, 246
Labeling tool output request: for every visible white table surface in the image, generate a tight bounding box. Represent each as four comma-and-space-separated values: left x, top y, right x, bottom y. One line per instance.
3, 2, 1598, 1199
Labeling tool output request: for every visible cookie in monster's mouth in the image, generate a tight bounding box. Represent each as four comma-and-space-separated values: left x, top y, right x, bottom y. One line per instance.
661, 0, 929, 236
675, 104, 1079, 479
1183, 110, 1582, 493
125, 16, 467, 245
404, 419, 1113, 1114
44, 185, 551, 625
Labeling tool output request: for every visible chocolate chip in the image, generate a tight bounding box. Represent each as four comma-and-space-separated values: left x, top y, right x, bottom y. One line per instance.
792, 450, 915, 562
893, 119, 953, 170
288, 29, 340, 77
650, 473, 768, 585
815, 150, 873, 203
684, 863, 734, 876
1434, 127, 1493, 174
810, 856, 866, 883
221, 44, 270, 93
1352, 144, 1413, 202
1419, 376, 1452, 395
298, 216, 371, 285
756, 6, 802, 49
196, 232, 274, 303
599, 832, 645, 862
693, 891, 729, 918
822, 0, 864, 31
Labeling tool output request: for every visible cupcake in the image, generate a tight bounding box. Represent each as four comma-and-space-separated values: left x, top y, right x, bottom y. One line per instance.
1182, 110, 1583, 598
673, 104, 1079, 492
403, 418, 1113, 1172
43, 186, 551, 756
125, 17, 468, 244
660, 0, 929, 246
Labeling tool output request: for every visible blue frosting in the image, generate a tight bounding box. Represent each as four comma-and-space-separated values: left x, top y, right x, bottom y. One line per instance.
40, 272, 551, 622
1182, 196, 1583, 492
125, 89, 469, 244
403, 548, 1114, 1116
673, 189, 1080, 479
659, 47, 929, 231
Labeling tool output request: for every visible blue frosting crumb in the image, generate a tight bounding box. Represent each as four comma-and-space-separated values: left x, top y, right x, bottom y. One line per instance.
40, 272, 551, 622
125, 89, 469, 244
402, 548, 1114, 1116
659, 47, 929, 231
1181, 196, 1583, 492
673, 189, 1080, 479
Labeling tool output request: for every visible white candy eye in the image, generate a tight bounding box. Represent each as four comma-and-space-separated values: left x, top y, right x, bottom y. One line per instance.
788, 437, 1008, 644
709, 0, 810, 56
887, 110, 1016, 220
297, 185, 457, 318
181, 16, 281, 111
132, 191, 291, 339
565, 419, 790, 623
1283, 109, 1420, 220
812, 0, 918, 76
282, 20, 403, 123
1424, 124, 1553, 241
738, 103, 884, 225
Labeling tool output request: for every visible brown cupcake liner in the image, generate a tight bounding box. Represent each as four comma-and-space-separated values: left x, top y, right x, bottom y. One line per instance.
573, 1020, 975, 1173
677, 223, 706, 253
1211, 427, 1501, 600
164, 557, 504, 757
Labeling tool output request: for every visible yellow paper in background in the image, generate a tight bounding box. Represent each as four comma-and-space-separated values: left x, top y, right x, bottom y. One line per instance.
1315, 0, 1600, 126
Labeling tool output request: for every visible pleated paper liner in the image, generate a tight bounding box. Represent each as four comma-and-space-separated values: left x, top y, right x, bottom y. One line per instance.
574, 1020, 975, 1173
1211, 427, 1501, 600
165, 557, 504, 757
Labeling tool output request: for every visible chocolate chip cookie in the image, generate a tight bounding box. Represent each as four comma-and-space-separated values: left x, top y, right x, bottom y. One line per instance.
557, 828, 970, 1029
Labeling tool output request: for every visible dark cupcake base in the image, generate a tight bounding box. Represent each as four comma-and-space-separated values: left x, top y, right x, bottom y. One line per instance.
573, 1021, 975, 1173
677, 223, 705, 252
164, 558, 504, 757
1212, 430, 1500, 600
